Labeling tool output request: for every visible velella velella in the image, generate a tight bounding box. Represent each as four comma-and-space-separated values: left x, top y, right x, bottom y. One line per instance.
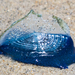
0, 10, 75, 69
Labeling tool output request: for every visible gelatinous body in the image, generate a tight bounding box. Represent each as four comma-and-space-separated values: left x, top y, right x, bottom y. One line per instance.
0, 30, 74, 69
0, 10, 75, 69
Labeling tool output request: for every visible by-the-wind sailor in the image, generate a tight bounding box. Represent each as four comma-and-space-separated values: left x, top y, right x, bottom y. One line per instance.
0, 10, 75, 69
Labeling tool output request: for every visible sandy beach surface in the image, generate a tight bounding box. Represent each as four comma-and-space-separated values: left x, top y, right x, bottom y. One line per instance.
0, 0, 75, 75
